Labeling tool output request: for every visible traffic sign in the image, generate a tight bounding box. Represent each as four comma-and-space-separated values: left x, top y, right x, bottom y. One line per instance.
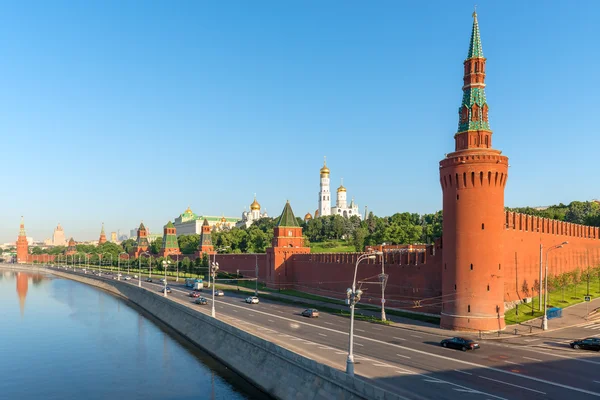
585, 296, 591, 302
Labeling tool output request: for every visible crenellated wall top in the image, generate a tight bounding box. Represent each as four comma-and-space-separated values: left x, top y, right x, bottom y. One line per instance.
504, 211, 600, 240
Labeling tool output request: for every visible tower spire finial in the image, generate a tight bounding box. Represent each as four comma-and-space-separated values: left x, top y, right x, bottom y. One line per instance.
323, 155, 327, 166
473, 4, 477, 18
467, 7, 483, 59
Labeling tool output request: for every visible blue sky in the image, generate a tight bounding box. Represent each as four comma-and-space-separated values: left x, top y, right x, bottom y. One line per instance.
2, 1, 599, 243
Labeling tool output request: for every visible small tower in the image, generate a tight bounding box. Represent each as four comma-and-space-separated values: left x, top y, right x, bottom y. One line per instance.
98, 223, 107, 245
65, 238, 77, 256
336, 178, 347, 209
131, 222, 150, 257
16, 216, 29, 263
266, 201, 310, 288
439, 11, 508, 331
318, 157, 331, 217
160, 221, 181, 257
196, 218, 215, 257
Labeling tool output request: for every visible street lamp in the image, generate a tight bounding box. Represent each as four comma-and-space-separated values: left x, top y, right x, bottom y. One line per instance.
139, 252, 151, 288
377, 251, 387, 321
346, 253, 377, 376
209, 247, 229, 288
100, 253, 113, 275
176, 254, 180, 282
119, 252, 129, 280
211, 262, 219, 318
542, 241, 568, 330
162, 259, 171, 297
255, 254, 259, 296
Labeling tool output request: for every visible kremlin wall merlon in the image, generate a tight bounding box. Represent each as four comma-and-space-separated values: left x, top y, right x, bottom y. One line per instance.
16, 12, 600, 332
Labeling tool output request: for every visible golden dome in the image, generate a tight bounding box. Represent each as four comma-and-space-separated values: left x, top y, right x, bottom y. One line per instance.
221, 215, 227, 222
185, 206, 193, 214
320, 156, 330, 175
304, 212, 313, 220
337, 185, 346, 193
314, 209, 320, 218
250, 196, 261, 211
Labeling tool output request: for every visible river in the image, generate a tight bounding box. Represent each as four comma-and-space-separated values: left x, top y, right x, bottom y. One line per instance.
0, 269, 269, 400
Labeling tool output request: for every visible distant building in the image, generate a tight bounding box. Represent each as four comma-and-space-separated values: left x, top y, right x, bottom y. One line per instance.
98, 223, 107, 245
173, 207, 238, 235
110, 232, 117, 243
50, 223, 67, 246
316, 158, 362, 220
236, 196, 268, 228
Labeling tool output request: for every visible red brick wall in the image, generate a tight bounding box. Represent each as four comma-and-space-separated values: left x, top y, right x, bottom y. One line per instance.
214, 254, 268, 280
503, 212, 600, 302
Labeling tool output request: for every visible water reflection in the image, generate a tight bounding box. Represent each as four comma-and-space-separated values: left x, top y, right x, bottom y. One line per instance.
0, 268, 269, 400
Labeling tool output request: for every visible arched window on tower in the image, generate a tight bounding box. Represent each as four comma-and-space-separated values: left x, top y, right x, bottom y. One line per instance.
482, 104, 489, 122
471, 104, 480, 121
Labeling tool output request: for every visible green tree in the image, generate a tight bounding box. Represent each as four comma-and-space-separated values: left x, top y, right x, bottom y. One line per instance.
150, 239, 162, 255
571, 269, 582, 298
352, 227, 367, 252
178, 234, 200, 254
121, 239, 136, 254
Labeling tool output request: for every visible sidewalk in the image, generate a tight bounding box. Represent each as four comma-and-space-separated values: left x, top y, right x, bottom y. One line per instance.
483, 296, 600, 339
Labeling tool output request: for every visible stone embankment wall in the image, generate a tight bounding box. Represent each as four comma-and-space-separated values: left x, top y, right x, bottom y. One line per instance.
2, 264, 401, 400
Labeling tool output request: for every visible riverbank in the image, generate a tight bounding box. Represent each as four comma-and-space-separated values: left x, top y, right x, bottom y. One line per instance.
2, 264, 400, 400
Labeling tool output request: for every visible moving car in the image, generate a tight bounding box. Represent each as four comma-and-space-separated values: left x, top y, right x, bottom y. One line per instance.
124, 276, 131, 281
570, 337, 600, 351
215, 290, 225, 296
160, 286, 171, 293
195, 297, 208, 305
245, 296, 259, 304
301, 309, 319, 318
440, 337, 480, 351
159, 278, 166, 284
146, 278, 153, 282
189, 291, 201, 298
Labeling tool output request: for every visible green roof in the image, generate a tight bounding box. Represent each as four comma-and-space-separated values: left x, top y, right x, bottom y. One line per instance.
203, 218, 209, 226
467, 11, 484, 60
165, 221, 175, 228
276, 201, 299, 227
139, 222, 146, 230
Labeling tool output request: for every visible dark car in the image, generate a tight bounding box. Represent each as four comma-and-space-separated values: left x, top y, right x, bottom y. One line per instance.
570, 337, 600, 351
163, 286, 172, 293
195, 297, 208, 305
301, 309, 319, 318
146, 278, 153, 282
440, 337, 480, 351
189, 291, 200, 298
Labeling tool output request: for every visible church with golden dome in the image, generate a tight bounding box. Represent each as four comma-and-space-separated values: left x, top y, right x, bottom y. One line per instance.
236, 195, 269, 228
308, 157, 361, 221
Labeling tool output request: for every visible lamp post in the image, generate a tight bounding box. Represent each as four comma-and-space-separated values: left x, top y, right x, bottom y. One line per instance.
176, 255, 180, 282
85, 254, 90, 273
542, 241, 568, 330
255, 254, 259, 297
98, 254, 102, 275
211, 262, 219, 318
162, 259, 171, 297
380, 250, 387, 321
346, 253, 377, 376
139, 252, 151, 287
209, 247, 229, 288
119, 252, 129, 280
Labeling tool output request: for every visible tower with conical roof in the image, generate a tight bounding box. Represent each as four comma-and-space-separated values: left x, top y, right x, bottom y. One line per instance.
131, 222, 150, 257
266, 201, 310, 288
318, 157, 331, 217
65, 237, 77, 256
98, 223, 107, 245
16, 217, 29, 263
439, 11, 509, 331
196, 218, 215, 257
160, 221, 181, 256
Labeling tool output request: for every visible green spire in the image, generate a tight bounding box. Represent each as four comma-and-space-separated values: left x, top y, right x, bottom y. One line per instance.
276, 201, 299, 227
162, 221, 178, 250
467, 10, 484, 60
165, 221, 175, 228
139, 222, 146, 231
100, 222, 105, 235
19, 216, 26, 237
202, 218, 209, 226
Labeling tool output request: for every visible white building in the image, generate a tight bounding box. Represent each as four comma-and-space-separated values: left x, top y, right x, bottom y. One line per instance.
236, 196, 268, 228
311, 158, 362, 220
173, 207, 238, 235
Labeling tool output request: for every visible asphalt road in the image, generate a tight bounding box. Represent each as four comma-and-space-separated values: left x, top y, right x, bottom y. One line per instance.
51, 267, 600, 400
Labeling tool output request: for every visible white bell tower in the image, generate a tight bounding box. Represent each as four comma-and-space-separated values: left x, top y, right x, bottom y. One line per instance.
318, 157, 331, 217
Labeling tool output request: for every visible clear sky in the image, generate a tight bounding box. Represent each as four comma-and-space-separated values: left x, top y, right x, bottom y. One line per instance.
2, 0, 599, 243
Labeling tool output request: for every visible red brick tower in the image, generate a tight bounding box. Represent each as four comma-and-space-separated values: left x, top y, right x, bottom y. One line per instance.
196, 218, 215, 258
16, 216, 29, 264
65, 238, 77, 256
160, 221, 181, 257
98, 223, 107, 245
439, 11, 509, 331
266, 201, 310, 288
131, 222, 150, 257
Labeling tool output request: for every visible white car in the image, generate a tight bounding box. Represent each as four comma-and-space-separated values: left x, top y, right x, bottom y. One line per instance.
159, 278, 166, 284
215, 290, 225, 296
124, 276, 131, 281
245, 296, 259, 304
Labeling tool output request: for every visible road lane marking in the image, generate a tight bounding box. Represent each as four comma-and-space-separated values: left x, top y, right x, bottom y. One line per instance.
393, 337, 407, 341
336, 352, 346, 355
232, 309, 238, 312
396, 354, 411, 359
523, 338, 539, 342
291, 338, 305, 341
324, 322, 334, 325
454, 369, 472, 375
318, 333, 328, 337
410, 335, 422, 338
355, 328, 365, 332
372, 327, 382, 330
373, 363, 395, 368
503, 361, 522, 366
423, 378, 506, 400
268, 319, 274, 322
355, 343, 363, 346
278, 334, 291, 338
478, 375, 546, 395
248, 314, 255, 317
523, 356, 542, 362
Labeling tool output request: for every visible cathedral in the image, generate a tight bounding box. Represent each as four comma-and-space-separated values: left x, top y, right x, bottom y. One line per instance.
236, 195, 268, 228
308, 158, 361, 220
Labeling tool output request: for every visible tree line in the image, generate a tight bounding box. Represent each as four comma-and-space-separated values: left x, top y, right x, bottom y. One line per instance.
506, 201, 600, 227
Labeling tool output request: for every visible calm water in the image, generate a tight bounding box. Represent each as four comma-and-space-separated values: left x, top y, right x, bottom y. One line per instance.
0, 269, 269, 400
